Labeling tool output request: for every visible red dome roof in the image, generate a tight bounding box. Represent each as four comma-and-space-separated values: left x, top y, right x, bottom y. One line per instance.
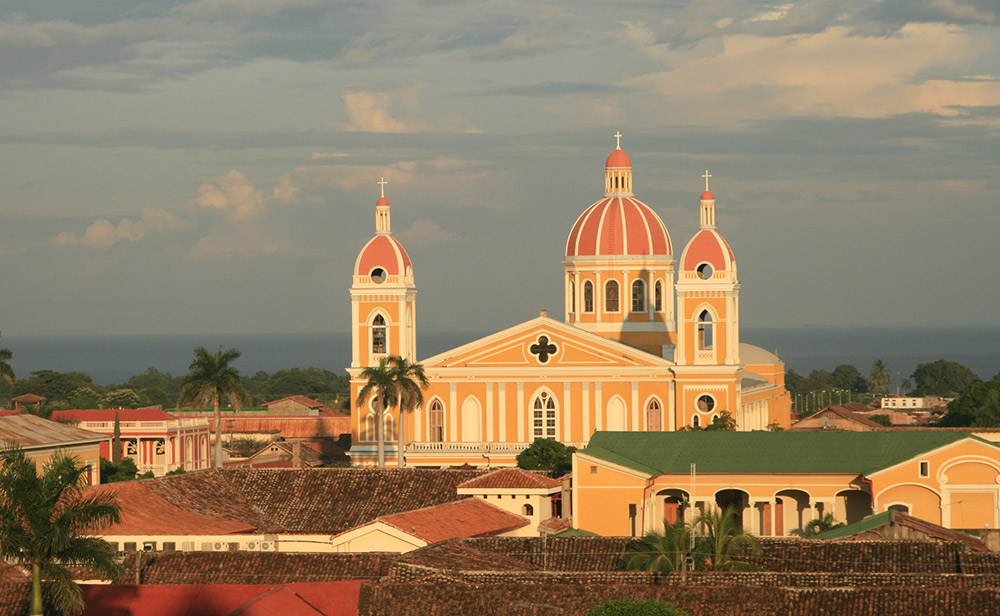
566, 196, 672, 257
605, 148, 632, 168
376, 197, 390, 206
355, 234, 412, 277
681, 228, 735, 273
701, 190, 714, 201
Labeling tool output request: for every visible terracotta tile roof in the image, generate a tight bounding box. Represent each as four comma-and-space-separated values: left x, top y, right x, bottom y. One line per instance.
457, 468, 561, 491
794, 405, 886, 430
53, 408, 178, 422
11, 394, 46, 403
80, 581, 364, 616
88, 468, 492, 536
121, 552, 391, 584
224, 468, 490, 533
90, 480, 257, 535
374, 498, 528, 543
208, 416, 351, 439
395, 540, 541, 572
0, 413, 107, 448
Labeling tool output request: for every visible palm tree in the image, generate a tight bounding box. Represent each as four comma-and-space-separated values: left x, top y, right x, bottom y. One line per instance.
356, 356, 397, 468
0, 331, 13, 409
869, 359, 891, 394
691, 506, 761, 571
389, 356, 428, 469
803, 512, 843, 537
178, 345, 249, 469
0, 446, 123, 615
624, 519, 691, 572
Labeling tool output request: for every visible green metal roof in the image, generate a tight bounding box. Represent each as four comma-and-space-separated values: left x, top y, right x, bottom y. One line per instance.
580, 431, 985, 476
812, 511, 892, 540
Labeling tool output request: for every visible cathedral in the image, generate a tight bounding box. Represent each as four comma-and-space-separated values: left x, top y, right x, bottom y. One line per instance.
347, 137, 791, 467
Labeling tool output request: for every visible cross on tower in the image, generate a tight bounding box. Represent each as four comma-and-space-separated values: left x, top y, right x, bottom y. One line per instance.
529, 335, 557, 364
614, 131, 622, 149
378, 176, 388, 198
702, 170, 712, 192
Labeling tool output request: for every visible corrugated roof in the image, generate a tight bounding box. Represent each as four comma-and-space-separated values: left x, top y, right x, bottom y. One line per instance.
581, 431, 982, 476
53, 408, 178, 422
814, 510, 988, 551
374, 498, 528, 543
0, 413, 106, 448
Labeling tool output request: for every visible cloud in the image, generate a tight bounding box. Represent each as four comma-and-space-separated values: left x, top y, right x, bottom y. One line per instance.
469, 26, 559, 60
336, 85, 480, 134
51, 208, 188, 250
458, 81, 628, 98
396, 220, 469, 247
188, 229, 282, 259
0, 241, 26, 256
195, 170, 263, 219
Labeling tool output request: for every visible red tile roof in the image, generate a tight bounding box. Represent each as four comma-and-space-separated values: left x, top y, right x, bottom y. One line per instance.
122, 552, 391, 584
90, 480, 257, 535
11, 394, 46, 403
374, 498, 528, 543
80, 581, 363, 616
0, 413, 107, 447
458, 468, 561, 491
53, 408, 178, 422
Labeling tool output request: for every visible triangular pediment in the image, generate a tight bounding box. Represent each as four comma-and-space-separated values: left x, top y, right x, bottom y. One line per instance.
421, 317, 673, 370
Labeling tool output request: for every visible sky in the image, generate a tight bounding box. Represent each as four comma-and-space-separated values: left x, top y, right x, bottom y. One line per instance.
1, 0, 998, 337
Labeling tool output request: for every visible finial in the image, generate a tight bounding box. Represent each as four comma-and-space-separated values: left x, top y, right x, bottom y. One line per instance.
614, 131, 622, 150
378, 176, 388, 199
702, 170, 712, 192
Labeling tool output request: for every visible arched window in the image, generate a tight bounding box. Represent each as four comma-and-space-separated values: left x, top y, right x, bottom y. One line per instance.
646, 399, 662, 432
384, 414, 394, 441
522, 504, 534, 516
570, 280, 576, 313
428, 400, 444, 443
605, 280, 620, 312
365, 414, 374, 442
697, 310, 713, 350
655, 281, 663, 312
532, 391, 557, 440
372, 314, 386, 354
631, 279, 645, 312
692, 415, 700, 428
607, 397, 627, 431
461, 397, 481, 442
583, 281, 594, 312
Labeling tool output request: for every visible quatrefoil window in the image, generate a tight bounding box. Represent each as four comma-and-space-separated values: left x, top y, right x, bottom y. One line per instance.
529, 335, 557, 364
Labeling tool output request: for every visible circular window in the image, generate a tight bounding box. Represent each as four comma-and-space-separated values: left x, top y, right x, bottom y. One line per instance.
370, 268, 386, 284
696, 395, 715, 413
696, 263, 714, 280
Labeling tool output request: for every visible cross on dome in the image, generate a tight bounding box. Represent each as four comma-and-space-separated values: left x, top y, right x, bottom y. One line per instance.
702, 170, 712, 192
614, 131, 622, 149
378, 176, 388, 198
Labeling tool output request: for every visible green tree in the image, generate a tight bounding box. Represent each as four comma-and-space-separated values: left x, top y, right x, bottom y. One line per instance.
803, 512, 843, 537
704, 411, 736, 431
868, 414, 892, 427
356, 356, 398, 469
0, 446, 123, 615
178, 345, 250, 469
389, 356, 428, 469
12, 371, 94, 406
589, 599, 690, 616
624, 519, 691, 572
101, 388, 142, 409
229, 437, 269, 458
692, 506, 761, 571
937, 372, 1000, 427
516, 438, 575, 472
126, 367, 182, 401
830, 364, 868, 393
869, 359, 890, 394
0, 331, 13, 407
911, 359, 980, 397
67, 387, 102, 409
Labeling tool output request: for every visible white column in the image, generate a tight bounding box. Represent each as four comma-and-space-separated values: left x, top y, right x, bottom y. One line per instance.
582, 382, 591, 441
351, 297, 360, 368
595, 383, 603, 431
498, 383, 507, 442
485, 383, 494, 442
449, 383, 457, 442
516, 382, 525, 442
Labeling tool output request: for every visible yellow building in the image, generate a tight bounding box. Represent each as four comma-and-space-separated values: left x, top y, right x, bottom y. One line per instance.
574, 431, 1000, 536
348, 138, 791, 467
0, 413, 106, 485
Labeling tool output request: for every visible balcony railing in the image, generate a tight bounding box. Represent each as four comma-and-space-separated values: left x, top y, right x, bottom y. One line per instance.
406, 440, 590, 454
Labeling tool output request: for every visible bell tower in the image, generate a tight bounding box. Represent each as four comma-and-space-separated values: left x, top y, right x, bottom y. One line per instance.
350, 178, 417, 368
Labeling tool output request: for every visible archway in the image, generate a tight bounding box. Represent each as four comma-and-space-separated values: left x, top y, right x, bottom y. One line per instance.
775, 489, 811, 536
715, 489, 750, 529
836, 489, 873, 525
656, 488, 690, 527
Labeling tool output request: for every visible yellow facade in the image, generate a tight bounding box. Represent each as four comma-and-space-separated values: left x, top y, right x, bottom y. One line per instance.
347, 144, 791, 467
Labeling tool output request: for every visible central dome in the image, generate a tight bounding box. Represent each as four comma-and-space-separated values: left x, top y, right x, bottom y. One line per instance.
565, 142, 672, 258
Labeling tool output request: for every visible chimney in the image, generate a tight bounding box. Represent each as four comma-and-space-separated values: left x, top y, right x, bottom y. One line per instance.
292, 441, 302, 469
539, 309, 548, 318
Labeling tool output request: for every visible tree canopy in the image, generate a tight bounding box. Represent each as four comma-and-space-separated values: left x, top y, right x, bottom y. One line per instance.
516, 438, 575, 472
937, 372, 1000, 427
178, 345, 250, 468
911, 359, 980, 397
0, 447, 123, 615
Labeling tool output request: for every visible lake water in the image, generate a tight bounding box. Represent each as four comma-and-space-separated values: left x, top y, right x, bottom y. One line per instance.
2, 327, 998, 386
